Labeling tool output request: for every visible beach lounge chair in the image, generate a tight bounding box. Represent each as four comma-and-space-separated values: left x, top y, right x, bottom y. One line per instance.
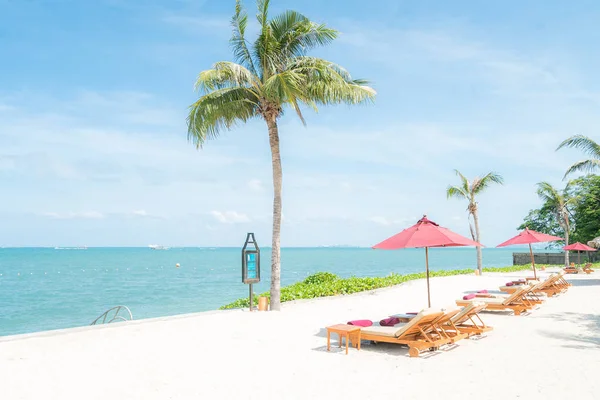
429, 307, 469, 343
582, 263, 594, 274
456, 286, 532, 315
500, 274, 565, 297
539, 273, 570, 295
488, 282, 546, 305
440, 302, 492, 337
358, 309, 451, 357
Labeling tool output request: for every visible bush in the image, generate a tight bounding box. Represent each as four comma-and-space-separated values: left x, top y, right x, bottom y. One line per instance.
220, 268, 474, 310
219, 263, 593, 310
303, 272, 339, 285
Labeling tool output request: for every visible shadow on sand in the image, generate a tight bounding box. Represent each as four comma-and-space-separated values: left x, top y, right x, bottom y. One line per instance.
538, 311, 600, 350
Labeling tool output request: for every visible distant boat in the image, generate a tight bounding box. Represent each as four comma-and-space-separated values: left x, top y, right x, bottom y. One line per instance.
148, 245, 170, 250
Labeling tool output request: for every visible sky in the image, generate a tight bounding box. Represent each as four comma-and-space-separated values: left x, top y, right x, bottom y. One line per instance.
1, 0, 599, 247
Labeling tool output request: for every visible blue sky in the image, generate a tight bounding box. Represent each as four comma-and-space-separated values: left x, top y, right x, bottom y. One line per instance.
1, 0, 599, 247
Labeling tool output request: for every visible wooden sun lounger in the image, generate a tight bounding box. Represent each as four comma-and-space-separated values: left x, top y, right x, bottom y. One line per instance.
358, 309, 452, 357
491, 282, 546, 305
501, 274, 565, 297
429, 308, 469, 343
441, 303, 492, 336
583, 263, 594, 274
456, 286, 532, 315
538, 273, 569, 296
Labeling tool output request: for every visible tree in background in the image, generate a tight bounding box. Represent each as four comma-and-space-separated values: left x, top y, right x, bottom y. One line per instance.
567, 175, 600, 245
446, 170, 504, 274
534, 182, 576, 266
557, 135, 600, 178
520, 176, 600, 253
186, 0, 375, 310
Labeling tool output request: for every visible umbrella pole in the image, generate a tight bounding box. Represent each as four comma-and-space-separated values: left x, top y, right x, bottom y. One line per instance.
529, 243, 537, 280
425, 247, 431, 308
579, 251, 581, 269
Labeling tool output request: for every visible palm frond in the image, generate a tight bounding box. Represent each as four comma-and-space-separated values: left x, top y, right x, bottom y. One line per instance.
563, 159, 600, 179
446, 185, 469, 200
472, 171, 504, 194
285, 57, 375, 105
230, 0, 258, 74
187, 87, 259, 148
556, 135, 600, 158
194, 62, 259, 94
452, 169, 470, 196
536, 181, 563, 207
270, 11, 337, 58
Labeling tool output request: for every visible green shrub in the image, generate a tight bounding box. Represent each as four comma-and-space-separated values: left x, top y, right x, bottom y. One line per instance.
219, 263, 594, 310
303, 272, 339, 285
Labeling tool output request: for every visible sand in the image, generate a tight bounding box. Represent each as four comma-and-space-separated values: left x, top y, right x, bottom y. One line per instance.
1, 269, 599, 400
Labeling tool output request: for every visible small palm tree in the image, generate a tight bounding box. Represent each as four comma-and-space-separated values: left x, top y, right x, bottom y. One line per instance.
556, 135, 600, 179
536, 182, 575, 266
447, 170, 504, 274
186, 0, 375, 310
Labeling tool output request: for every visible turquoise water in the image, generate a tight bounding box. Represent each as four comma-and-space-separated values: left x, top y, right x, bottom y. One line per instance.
0, 247, 517, 337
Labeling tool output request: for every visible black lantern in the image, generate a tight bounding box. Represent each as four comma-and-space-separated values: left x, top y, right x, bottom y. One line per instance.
242, 233, 260, 311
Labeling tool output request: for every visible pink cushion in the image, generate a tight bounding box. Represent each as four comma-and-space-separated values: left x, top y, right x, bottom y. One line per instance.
463, 293, 476, 300
506, 282, 514, 286
347, 320, 372, 327
379, 317, 401, 326
477, 290, 488, 293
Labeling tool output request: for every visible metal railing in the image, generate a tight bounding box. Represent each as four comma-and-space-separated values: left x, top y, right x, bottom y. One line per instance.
90, 305, 133, 326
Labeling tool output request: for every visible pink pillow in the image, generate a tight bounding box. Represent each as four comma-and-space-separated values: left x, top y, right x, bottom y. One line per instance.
347, 320, 372, 327
463, 293, 476, 300
379, 317, 401, 326
506, 282, 514, 286
477, 290, 488, 293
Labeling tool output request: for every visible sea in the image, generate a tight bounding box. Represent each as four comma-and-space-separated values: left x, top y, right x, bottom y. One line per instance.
0, 247, 521, 337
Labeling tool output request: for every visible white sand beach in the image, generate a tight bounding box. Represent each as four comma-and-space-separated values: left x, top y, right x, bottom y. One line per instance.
1, 269, 599, 400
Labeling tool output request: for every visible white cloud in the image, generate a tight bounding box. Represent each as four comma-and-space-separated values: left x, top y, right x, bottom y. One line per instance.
40, 211, 105, 220
247, 179, 264, 192
131, 210, 149, 217
368, 216, 393, 226
210, 210, 251, 224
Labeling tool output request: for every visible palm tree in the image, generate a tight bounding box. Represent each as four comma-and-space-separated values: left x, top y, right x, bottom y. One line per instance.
557, 135, 600, 179
446, 170, 504, 274
186, 0, 375, 310
536, 182, 575, 266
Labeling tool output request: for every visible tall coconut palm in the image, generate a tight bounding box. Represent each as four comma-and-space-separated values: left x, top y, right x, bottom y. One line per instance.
186, 0, 375, 310
536, 182, 575, 266
446, 170, 504, 274
557, 135, 600, 179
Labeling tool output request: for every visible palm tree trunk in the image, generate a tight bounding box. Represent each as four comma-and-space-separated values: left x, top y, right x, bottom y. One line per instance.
564, 228, 570, 267
267, 117, 282, 311
472, 210, 483, 274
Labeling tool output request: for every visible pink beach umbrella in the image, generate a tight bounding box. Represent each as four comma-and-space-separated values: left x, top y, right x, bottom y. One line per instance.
563, 242, 596, 268
496, 228, 563, 280
373, 215, 483, 307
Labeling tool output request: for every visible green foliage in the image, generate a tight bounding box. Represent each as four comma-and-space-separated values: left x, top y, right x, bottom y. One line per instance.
303, 271, 338, 285
557, 135, 600, 178
568, 175, 600, 244
220, 269, 473, 310
518, 205, 564, 243
187, 0, 376, 146
520, 174, 600, 246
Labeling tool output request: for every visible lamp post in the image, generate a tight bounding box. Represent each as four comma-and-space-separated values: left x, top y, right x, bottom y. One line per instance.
241, 233, 260, 311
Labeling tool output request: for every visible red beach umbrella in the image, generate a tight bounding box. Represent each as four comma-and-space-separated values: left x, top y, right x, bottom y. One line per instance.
496, 228, 563, 279
563, 242, 596, 268
373, 215, 483, 307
